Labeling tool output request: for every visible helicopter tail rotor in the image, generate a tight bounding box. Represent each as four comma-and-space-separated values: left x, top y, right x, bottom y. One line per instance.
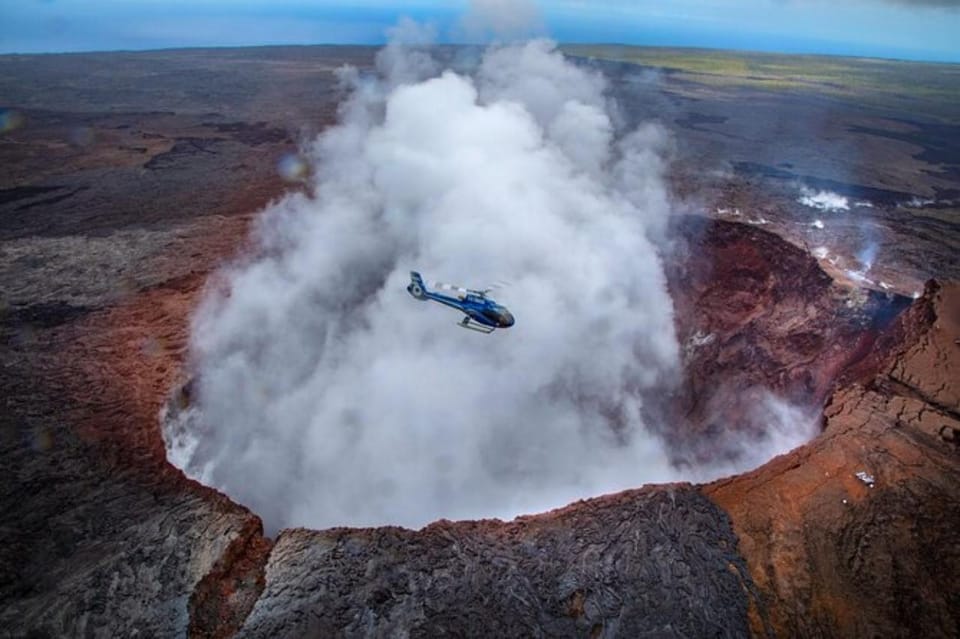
407, 271, 428, 300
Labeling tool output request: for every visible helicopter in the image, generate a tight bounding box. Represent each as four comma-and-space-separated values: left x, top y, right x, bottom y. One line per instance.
407, 271, 515, 334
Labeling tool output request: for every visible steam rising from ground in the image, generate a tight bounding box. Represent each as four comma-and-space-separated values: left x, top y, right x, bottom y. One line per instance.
165, 37, 814, 532
798, 186, 850, 212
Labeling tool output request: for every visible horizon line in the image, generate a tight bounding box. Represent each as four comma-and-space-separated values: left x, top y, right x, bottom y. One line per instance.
2, 41, 958, 66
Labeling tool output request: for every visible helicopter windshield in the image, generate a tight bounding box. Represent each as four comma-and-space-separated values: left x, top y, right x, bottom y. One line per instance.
482, 305, 514, 327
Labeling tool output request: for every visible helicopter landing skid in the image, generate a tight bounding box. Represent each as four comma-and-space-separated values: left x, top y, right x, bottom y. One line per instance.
459, 317, 495, 334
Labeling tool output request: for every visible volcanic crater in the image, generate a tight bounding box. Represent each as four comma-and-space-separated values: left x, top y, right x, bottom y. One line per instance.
2, 46, 959, 638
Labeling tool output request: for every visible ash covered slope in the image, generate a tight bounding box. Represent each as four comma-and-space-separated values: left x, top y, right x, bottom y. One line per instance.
0, 311, 268, 637
0, 212, 278, 638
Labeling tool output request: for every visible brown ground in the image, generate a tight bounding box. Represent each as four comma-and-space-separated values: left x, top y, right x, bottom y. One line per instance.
708, 281, 960, 638
665, 217, 911, 458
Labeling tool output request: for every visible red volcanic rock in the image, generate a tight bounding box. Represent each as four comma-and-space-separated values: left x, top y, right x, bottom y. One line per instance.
664, 217, 910, 459
706, 281, 960, 638
59, 213, 255, 470
189, 515, 273, 639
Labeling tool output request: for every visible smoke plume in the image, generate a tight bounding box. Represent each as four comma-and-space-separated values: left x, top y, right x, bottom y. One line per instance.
164, 32, 814, 533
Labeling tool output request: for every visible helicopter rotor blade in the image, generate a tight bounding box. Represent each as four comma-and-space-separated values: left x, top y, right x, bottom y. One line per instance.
479, 280, 512, 298
433, 278, 512, 300
433, 281, 470, 298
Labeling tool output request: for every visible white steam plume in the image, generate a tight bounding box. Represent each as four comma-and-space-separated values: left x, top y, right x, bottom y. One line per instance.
797, 186, 850, 212
165, 36, 815, 532
675, 388, 820, 481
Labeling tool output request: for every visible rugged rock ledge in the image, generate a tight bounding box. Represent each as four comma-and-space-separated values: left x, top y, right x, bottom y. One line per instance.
665, 217, 911, 458
707, 281, 960, 638
239, 488, 758, 638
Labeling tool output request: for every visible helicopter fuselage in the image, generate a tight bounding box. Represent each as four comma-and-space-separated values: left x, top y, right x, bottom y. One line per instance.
427, 291, 515, 329
407, 271, 514, 332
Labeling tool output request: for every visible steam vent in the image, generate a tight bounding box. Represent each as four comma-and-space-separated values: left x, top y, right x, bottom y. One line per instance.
2, 31, 960, 639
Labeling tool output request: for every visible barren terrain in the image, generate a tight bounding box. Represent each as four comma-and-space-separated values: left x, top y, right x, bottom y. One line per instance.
1, 46, 958, 637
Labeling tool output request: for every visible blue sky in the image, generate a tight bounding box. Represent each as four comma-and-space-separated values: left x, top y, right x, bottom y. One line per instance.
1, 0, 958, 62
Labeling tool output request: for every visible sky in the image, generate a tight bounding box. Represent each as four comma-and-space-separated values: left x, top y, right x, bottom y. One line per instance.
1, 0, 957, 63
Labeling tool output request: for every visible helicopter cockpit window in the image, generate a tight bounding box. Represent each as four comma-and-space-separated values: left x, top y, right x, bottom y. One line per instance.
483, 309, 503, 324
482, 306, 514, 326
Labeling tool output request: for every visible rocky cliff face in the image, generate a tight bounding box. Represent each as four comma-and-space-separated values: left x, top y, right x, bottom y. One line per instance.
707, 280, 960, 638
239, 489, 757, 638
659, 216, 911, 467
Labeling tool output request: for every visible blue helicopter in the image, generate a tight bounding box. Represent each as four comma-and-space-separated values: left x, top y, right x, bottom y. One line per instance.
407, 271, 515, 334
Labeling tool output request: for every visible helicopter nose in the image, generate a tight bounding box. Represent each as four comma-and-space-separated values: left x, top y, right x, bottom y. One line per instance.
500, 310, 515, 327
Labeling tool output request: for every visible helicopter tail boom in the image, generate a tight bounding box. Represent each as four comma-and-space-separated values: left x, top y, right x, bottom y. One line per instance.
407, 271, 428, 300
